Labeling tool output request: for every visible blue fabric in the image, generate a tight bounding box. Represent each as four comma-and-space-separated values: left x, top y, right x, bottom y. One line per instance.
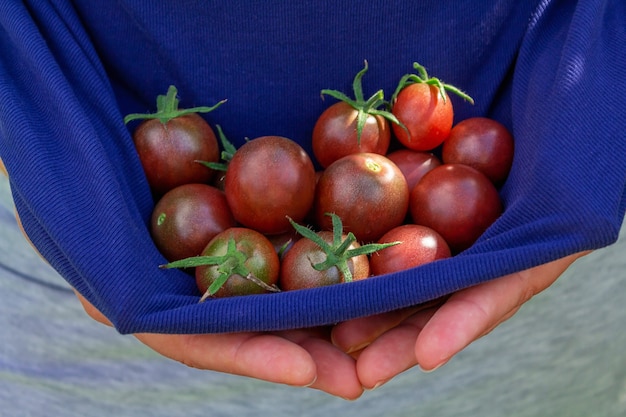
1, 0, 625, 334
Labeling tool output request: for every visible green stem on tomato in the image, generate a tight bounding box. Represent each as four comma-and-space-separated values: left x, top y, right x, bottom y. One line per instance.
160, 237, 280, 301
287, 213, 400, 283
391, 62, 475, 105
195, 124, 238, 172
320, 60, 405, 146
123, 85, 227, 125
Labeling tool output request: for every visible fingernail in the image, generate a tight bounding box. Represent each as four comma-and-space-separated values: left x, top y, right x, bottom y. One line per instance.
419, 360, 447, 373
340, 395, 360, 402
344, 342, 369, 355
365, 378, 389, 391
330, 331, 374, 354
301, 375, 318, 388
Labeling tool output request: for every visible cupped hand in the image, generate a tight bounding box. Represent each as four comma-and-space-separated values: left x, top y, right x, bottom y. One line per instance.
3, 152, 585, 399
1, 162, 362, 400
73, 290, 364, 400
331, 251, 590, 389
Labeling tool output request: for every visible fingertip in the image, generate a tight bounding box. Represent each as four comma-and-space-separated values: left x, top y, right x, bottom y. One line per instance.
240, 335, 319, 387
413, 301, 480, 370
72, 289, 113, 326
300, 337, 363, 400
331, 305, 428, 354
418, 358, 448, 373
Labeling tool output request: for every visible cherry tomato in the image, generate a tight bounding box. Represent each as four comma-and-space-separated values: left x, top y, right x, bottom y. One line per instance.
195, 228, 280, 298
314, 153, 409, 243
409, 164, 502, 253
392, 83, 453, 151
369, 224, 451, 276
150, 183, 236, 262
386, 149, 442, 191
224, 136, 317, 235
312, 101, 390, 168
279, 231, 369, 290
442, 117, 514, 187
133, 113, 219, 195
126, 86, 224, 196
390, 63, 473, 151
312, 61, 400, 168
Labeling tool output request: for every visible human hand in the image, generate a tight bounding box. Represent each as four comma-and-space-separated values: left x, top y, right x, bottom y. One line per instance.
73, 290, 364, 399
2, 159, 586, 397
0, 160, 361, 400
43, 238, 590, 398
331, 251, 590, 389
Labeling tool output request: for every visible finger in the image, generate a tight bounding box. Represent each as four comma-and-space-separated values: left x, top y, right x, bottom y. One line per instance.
73, 289, 113, 326
415, 251, 589, 371
355, 307, 438, 389
14, 208, 48, 261
331, 300, 443, 355
134, 331, 318, 389
278, 328, 363, 400
73, 291, 324, 391
1, 161, 40, 257
331, 306, 424, 354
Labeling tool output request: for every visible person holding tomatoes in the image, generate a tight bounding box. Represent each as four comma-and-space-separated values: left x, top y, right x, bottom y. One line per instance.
1, 0, 625, 403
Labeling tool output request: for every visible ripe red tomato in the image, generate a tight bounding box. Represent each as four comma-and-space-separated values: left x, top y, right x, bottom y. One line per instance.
133, 113, 219, 196
390, 63, 473, 152
224, 136, 317, 235
312, 101, 390, 167
391, 82, 453, 151
442, 117, 515, 187
150, 183, 236, 262
279, 231, 370, 290
386, 149, 442, 191
195, 227, 280, 298
126, 86, 225, 196
312, 61, 401, 168
314, 153, 409, 243
409, 164, 502, 253
369, 224, 451, 276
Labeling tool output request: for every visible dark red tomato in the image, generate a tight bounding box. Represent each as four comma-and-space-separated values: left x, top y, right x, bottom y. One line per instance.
314, 153, 409, 243
196, 228, 280, 298
312, 101, 390, 168
224, 136, 317, 235
279, 231, 370, 290
133, 113, 219, 196
410, 164, 502, 253
370, 224, 451, 276
386, 149, 442, 191
150, 183, 236, 262
409, 164, 503, 253
442, 117, 514, 187
391, 83, 453, 151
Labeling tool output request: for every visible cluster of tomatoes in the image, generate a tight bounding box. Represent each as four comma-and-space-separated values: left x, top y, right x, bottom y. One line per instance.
125, 62, 514, 301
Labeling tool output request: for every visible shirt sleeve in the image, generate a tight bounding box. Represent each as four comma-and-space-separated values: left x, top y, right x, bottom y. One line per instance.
0, 0, 624, 335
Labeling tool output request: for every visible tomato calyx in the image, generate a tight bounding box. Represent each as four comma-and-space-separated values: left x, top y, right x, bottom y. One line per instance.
123, 85, 226, 125
288, 213, 400, 283
391, 62, 475, 105
160, 237, 280, 302
320, 60, 404, 146
196, 124, 238, 172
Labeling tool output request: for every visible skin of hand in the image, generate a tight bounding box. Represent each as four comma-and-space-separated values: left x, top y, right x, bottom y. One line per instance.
0, 160, 363, 399
73, 290, 364, 399
1, 157, 590, 397
69, 251, 588, 397
331, 250, 590, 390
